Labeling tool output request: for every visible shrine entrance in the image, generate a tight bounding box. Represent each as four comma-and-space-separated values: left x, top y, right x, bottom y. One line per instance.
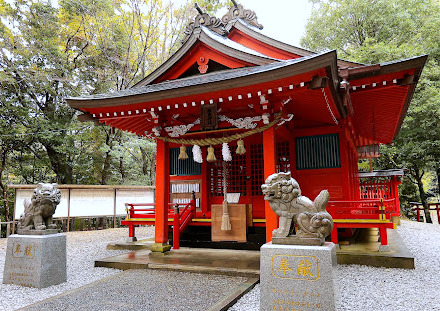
67, 1, 426, 253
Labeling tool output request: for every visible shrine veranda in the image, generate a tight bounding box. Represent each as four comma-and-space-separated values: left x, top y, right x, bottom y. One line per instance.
66, 3, 426, 250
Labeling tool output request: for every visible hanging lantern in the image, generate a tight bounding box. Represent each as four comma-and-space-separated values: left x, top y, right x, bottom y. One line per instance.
236, 139, 246, 155
206, 145, 216, 162
192, 145, 203, 163
178, 145, 188, 160
222, 142, 232, 162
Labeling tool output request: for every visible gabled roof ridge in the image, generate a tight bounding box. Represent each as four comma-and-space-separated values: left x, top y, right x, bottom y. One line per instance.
133, 26, 276, 88
200, 25, 278, 60
68, 51, 335, 102
234, 19, 315, 55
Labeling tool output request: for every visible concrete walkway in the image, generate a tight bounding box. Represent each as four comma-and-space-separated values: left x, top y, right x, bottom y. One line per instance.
101, 228, 414, 273
17, 269, 258, 311
96, 247, 261, 276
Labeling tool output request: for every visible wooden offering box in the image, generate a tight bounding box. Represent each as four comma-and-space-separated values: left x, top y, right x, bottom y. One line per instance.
211, 204, 249, 243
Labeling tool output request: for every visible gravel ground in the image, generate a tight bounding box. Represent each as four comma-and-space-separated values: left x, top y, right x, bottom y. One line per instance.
229, 220, 440, 311
0, 226, 154, 311
1, 220, 439, 311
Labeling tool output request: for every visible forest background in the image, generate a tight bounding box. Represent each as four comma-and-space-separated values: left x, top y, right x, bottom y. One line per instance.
1, 0, 439, 222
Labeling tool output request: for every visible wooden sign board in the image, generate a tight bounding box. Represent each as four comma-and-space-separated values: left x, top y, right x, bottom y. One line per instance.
200, 103, 218, 130
211, 204, 248, 242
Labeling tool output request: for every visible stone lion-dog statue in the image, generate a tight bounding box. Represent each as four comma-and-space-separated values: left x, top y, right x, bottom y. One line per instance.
261, 172, 333, 245
18, 183, 61, 232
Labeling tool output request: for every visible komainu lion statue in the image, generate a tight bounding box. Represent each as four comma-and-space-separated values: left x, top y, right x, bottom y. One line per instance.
261, 172, 333, 245
18, 183, 61, 231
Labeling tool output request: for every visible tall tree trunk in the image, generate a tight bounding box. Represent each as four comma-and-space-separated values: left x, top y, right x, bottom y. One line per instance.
0, 149, 10, 221
413, 167, 432, 223
43, 143, 74, 184
119, 156, 125, 183
0, 182, 9, 222
101, 151, 112, 185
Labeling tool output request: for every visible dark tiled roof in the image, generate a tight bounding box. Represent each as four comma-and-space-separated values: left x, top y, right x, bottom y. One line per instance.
67, 52, 327, 102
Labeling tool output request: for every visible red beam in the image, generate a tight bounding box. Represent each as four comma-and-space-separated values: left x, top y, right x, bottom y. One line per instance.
263, 126, 277, 242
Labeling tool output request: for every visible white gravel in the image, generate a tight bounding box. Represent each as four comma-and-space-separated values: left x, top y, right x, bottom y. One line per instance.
229, 220, 440, 311
0, 226, 154, 311
1, 221, 439, 311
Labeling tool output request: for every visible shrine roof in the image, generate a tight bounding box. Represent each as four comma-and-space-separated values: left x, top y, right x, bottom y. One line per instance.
133, 3, 364, 87
68, 51, 335, 108
133, 25, 277, 87
66, 3, 427, 144
201, 25, 273, 59
359, 169, 405, 178
344, 54, 427, 144
227, 18, 316, 58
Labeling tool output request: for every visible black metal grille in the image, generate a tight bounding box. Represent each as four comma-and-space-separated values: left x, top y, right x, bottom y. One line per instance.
276, 141, 291, 173
296, 134, 340, 170
170, 147, 202, 176
250, 144, 264, 196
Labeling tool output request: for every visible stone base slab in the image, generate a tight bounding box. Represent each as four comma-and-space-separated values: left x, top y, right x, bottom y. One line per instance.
3, 233, 67, 288
272, 236, 324, 246
150, 242, 172, 253
17, 229, 60, 235
260, 242, 338, 311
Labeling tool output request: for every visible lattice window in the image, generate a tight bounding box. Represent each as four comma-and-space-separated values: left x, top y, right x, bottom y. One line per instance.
209, 147, 223, 197
209, 146, 247, 197
296, 134, 341, 170
250, 144, 264, 196
170, 147, 202, 176
229, 153, 247, 196
276, 141, 291, 173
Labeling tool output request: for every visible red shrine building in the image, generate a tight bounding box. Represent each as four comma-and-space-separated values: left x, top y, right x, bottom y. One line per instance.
67, 3, 426, 252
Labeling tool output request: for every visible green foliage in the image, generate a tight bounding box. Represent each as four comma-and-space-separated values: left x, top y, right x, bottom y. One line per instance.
302, 0, 440, 213
0, 0, 227, 220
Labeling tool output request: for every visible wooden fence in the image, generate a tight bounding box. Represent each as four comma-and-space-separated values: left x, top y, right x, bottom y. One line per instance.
411, 202, 440, 224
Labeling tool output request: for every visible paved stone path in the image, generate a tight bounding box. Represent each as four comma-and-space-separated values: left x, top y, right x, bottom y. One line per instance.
17, 269, 251, 311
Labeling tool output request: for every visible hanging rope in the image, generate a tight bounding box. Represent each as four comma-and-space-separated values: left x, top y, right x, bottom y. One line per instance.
156, 112, 282, 146
322, 88, 338, 125
221, 161, 231, 231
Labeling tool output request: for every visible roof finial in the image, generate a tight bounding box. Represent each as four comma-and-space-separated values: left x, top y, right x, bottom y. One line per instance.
195, 3, 204, 15
182, 3, 228, 43
222, 2, 263, 29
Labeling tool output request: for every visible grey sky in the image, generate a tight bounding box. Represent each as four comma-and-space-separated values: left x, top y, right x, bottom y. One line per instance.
218, 0, 313, 47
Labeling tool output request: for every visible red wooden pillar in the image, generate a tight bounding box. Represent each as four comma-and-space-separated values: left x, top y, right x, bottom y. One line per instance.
263, 127, 277, 242
152, 139, 171, 252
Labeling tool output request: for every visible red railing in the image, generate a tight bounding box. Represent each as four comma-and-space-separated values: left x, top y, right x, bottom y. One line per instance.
360, 180, 395, 200
125, 203, 177, 220
359, 175, 401, 217
172, 199, 196, 250
328, 198, 396, 220
411, 202, 440, 224
124, 197, 196, 249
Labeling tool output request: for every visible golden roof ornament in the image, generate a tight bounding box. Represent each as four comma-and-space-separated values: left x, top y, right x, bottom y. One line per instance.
222, 0, 263, 30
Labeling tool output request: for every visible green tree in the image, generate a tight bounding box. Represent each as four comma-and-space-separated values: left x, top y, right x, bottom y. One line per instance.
301, 0, 440, 222
0, 0, 227, 220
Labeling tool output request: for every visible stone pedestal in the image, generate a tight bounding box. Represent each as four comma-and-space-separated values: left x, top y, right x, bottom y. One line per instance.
3, 233, 67, 288
260, 242, 338, 311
